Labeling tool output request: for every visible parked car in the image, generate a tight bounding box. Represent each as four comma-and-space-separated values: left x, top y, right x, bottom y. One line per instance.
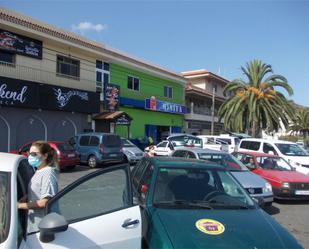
131, 156, 302, 248
69, 132, 123, 168
197, 135, 238, 153
153, 140, 174, 156
0, 152, 141, 248
1, 153, 303, 249
171, 147, 273, 206
121, 138, 144, 164
10, 141, 79, 170
233, 151, 309, 200
238, 138, 309, 175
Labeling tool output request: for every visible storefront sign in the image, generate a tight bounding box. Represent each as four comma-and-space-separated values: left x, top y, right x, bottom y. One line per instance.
115, 115, 131, 125
0, 29, 43, 59
0, 76, 99, 113
145, 97, 186, 114
105, 84, 120, 111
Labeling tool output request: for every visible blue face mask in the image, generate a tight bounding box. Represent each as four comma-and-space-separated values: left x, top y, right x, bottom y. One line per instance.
28, 155, 41, 168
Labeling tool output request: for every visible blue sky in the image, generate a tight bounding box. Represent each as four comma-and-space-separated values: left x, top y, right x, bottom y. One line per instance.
1, 0, 309, 106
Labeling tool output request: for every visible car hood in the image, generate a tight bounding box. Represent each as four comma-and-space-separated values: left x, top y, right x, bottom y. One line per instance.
153, 208, 301, 248
265, 170, 309, 183
231, 171, 267, 188
285, 156, 309, 164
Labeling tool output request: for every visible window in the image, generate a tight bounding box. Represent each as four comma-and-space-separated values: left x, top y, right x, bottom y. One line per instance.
48, 168, 129, 222
89, 136, 100, 146
57, 55, 80, 79
0, 50, 15, 64
164, 86, 173, 98
187, 152, 196, 159
240, 141, 261, 151
172, 150, 187, 157
79, 136, 90, 146
128, 76, 140, 91
212, 83, 217, 93
138, 164, 154, 203
263, 143, 277, 155
96, 60, 110, 93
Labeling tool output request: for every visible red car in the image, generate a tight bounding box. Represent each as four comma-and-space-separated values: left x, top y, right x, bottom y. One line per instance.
233, 151, 309, 200
11, 141, 80, 170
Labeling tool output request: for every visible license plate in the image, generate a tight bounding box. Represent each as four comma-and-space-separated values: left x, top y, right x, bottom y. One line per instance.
68, 154, 75, 158
110, 154, 117, 157
295, 190, 309, 195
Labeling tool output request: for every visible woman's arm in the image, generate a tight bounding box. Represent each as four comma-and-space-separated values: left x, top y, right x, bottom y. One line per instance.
17, 198, 49, 209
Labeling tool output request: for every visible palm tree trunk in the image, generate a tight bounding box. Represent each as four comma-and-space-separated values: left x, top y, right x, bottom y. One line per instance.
252, 121, 257, 138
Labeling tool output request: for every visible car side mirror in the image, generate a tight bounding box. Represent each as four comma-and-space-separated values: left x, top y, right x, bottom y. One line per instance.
39, 213, 68, 242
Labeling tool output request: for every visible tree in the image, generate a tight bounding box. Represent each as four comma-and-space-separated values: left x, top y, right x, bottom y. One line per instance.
218, 59, 295, 137
289, 108, 309, 145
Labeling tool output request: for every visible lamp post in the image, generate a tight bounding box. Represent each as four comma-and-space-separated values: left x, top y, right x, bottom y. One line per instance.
211, 87, 215, 135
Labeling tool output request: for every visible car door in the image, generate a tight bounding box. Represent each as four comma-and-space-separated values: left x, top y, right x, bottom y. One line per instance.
78, 135, 91, 162
24, 164, 141, 249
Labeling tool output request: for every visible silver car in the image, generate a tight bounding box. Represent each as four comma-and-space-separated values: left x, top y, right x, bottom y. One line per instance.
171, 147, 274, 206
121, 138, 144, 164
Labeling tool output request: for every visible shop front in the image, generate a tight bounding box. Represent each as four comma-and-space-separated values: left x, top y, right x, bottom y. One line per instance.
119, 96, 185, 145
0, 76, 100, 152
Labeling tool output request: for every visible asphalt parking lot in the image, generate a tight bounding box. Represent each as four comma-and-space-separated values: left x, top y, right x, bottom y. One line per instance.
59, 164, 309, 248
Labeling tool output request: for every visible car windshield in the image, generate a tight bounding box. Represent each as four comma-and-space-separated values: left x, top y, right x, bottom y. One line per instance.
275, 143, 309, 156
198, 153, 248, 171
255, 156, 293, 171
0, 172, 10, 244
121, 139, 135, 147
168, 135, 202, 148
153, 167, 255, 209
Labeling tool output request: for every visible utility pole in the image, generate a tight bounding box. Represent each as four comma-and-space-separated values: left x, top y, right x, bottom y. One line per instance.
211, 87, 215, 135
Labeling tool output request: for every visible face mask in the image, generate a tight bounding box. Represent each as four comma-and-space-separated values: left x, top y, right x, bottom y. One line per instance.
28, 155, 41, 168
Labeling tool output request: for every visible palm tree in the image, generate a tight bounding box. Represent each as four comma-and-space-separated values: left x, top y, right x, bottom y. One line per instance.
218, 59, 295, 137
289, 108, 309, 145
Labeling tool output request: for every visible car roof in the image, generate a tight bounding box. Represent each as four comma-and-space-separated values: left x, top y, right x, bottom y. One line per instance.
235, 151, 279, 158
240, 138, 295, 144
174, 147, 226, 154
76, 132, 118, 136
148, 156, 225, 170
0, 152, 26, 172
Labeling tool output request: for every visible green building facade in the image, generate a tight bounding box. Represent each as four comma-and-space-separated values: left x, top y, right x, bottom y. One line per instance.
109, 63, 186, 144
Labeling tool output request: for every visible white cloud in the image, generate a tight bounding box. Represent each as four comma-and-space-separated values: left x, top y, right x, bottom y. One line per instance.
71, 21, 107, 34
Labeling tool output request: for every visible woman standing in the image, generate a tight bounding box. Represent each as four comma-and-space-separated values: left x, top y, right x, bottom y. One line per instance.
18, 141, 58, 233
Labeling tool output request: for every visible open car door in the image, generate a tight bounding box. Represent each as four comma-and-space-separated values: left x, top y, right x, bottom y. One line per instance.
24, 164, 141, 249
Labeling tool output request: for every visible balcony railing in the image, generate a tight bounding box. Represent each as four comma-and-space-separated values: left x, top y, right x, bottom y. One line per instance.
0, 61, 96, 88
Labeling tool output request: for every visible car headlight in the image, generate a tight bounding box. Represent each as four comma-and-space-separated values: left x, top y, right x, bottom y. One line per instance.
263, 182, 272, 193
281, 182, 290, 188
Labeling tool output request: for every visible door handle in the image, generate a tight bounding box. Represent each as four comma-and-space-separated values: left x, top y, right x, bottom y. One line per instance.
122, 219, 140, 228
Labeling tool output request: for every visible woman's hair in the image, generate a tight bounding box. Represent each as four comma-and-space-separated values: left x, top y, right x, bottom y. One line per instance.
31, 141, 58, 168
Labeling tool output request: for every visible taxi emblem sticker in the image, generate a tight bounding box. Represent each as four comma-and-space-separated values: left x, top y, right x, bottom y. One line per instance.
195, 219, 225, 235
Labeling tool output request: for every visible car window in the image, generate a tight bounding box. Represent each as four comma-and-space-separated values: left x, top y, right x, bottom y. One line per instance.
137, 164, 154, 204
132, 158, 149, 191
240, 141, 260, 151
68, 137, 76, 146
47, 167, 130, 223
187, 151, 196, 159
172, 150, 187, 157
56, 143, 75, 151
263, 143, 277, 155
89, 136, 100, 146
122, 139, 135, 147
20, 143, 31, 153
79, 136, 90, 146
104, 135, 121, 147
157, 142, 168, 148
0, 172, 10, 244
217, 138, 231, 145
256, 156, 293, 171
275, 143, 308, 156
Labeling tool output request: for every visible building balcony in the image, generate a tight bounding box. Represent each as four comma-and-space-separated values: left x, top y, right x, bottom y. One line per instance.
0, 61, 96, 91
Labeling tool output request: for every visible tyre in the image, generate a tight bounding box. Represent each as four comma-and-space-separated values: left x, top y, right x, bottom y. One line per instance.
88, 155, 97, 168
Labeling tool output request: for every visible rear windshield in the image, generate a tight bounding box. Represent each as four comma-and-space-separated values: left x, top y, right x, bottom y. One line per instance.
0, 172, 10, 244
104, 135, 121, 147
57, 143, 75, 151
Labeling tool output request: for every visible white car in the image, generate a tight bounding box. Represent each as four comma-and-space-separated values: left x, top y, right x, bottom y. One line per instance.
0, 152, 141, 249
238, 138, 309, 175
153, 141, 174, 156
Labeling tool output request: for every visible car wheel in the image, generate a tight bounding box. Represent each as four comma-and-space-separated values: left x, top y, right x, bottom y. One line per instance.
88, 155, 97, 168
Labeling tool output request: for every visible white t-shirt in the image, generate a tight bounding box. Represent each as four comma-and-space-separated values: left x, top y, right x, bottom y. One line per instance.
27, 166, 58, 233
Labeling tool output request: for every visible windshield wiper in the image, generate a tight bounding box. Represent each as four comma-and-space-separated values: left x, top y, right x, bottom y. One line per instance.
154, 200, 213, 209
208, 200, 250, 209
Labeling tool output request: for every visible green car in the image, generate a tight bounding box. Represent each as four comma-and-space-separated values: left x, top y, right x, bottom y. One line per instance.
131, 157, 303, 248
